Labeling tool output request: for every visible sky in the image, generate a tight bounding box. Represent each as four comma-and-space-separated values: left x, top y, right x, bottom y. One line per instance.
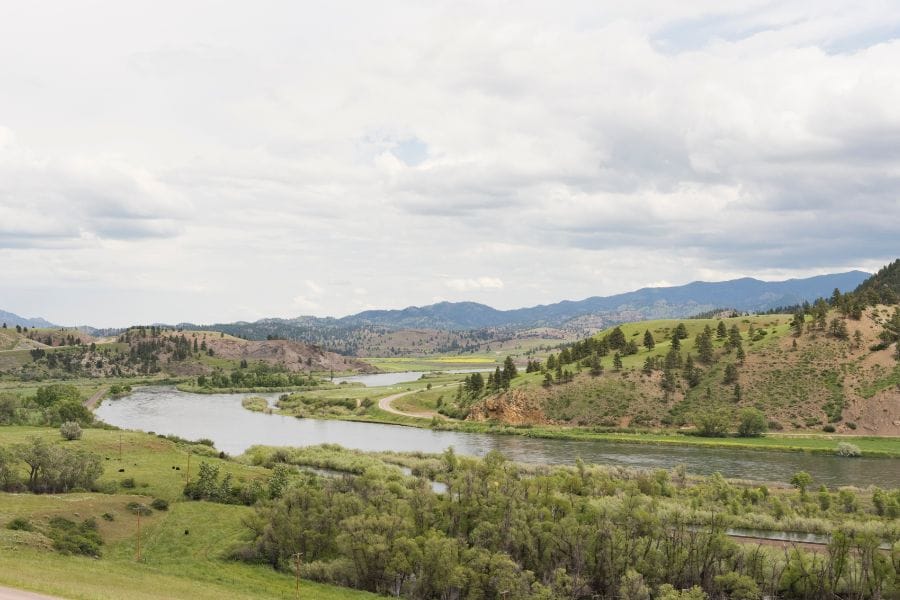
1, 1, 899, 327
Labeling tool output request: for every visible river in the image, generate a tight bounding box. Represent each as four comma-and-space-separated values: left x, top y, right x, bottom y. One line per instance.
94, 385, 900, 487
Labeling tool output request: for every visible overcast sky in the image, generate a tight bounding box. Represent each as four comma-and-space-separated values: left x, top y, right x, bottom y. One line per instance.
1, 1, 899, 327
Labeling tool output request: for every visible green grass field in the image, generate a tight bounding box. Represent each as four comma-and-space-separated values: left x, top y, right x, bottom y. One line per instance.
0, 426, 377, 599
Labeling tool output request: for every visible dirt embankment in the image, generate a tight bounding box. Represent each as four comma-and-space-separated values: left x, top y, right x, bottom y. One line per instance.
467, 389, 550, 425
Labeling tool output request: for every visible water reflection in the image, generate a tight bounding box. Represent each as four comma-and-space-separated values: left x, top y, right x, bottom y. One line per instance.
95, 386, 900, 487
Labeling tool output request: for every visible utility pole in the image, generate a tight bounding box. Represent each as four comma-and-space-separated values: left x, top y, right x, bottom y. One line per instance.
292, 552, 303, 599
135, 510, 142, 562
185, 451, 191, 483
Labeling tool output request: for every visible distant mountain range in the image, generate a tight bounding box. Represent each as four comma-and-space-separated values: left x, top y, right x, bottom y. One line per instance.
0, 310, 57, 329
337, 271, 871, 329
176, 271, 871, 347
338, 271, 869, 329
0, 270, 873, 335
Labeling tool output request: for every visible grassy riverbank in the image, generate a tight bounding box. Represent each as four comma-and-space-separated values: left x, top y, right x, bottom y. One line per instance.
244, 371, 900, 458
339, 411, 900, 457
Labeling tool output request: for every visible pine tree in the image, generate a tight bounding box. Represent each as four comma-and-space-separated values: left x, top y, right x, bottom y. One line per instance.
502, 356, 518, 381
696, 331, 714, 364
674, 323, 688, 339
613, 352, 623, 371
723, 363, 738, 384
671, 331, 681, 351
716, 320, 727, 339
791, 310, 805, 337
589, 353, 603, 376
643, 330, 655, 351
608, 327, 627, 350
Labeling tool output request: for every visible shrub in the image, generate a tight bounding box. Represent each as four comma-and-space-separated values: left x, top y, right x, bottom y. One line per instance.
150, 498, 169, 511
695, 411, 729, 437
6, 517, 34, 531
101, 512, 115, 521
59, 421, 83, 440
126, 502, 152, 516
49, 517, 103, 556
13, 437, 103, 493
34, 384, 81, 408
836, 442, 862, 457
120, 477, 136, 489
822, 424, 836, 433
737, 409, 767, 437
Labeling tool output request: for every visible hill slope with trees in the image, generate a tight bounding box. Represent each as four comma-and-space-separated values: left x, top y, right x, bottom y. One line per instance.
458, 266, 900, 436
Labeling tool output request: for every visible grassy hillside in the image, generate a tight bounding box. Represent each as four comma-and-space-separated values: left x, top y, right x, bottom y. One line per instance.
465, 306, 900, 435
0, 326, 374, 382
0, 427, 376, 600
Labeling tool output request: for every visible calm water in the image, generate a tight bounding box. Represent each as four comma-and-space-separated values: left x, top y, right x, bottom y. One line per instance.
95, 386, 900, 487
335, 369, 487, 387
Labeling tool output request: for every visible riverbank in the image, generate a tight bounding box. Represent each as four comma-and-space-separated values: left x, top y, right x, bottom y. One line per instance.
175, 382, 361, 394
327, 408, 900, 458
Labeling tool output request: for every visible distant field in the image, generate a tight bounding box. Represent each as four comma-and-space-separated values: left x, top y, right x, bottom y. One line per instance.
365, 355, 499, 371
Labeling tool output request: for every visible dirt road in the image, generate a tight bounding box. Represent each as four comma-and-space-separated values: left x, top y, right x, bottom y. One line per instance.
83, 387, 107, 410
0, 586, 59, 600
377, 388, 447, 419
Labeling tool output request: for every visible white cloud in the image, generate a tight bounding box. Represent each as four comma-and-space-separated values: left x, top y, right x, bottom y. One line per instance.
445, 277, 505, 292
0, 1, 898, 325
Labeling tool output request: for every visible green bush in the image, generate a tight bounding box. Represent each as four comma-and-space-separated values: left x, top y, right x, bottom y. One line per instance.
126, 502, 152, 516
695, 411, 729, 437
48, 517, 103, 556
150, 498, 170, 511
6, 517, 34, 531
736, 408, 767, 437
60, 421, 83, 440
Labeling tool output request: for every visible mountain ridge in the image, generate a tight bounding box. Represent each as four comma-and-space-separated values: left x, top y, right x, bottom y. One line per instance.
0, 309, 57, 329
1, 270, 871, 333
329, 270, 870, 330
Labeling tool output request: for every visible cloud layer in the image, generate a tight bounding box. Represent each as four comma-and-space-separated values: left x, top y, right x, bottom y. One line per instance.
1, 1, 898, 326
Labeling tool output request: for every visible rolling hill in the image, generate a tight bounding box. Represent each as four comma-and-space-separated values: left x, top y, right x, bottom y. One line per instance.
462, 303, 900, 435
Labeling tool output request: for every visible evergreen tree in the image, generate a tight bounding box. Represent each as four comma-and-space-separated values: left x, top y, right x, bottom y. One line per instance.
546, 354, 557, 371
613, 352, 623, 371
589, 353, 603, 376
674, 323, 688, 339
696, 331, 714, 364
791, 310, 805, 337
726, 324, 742, 352
607, 326, 627, 350
671, 331, 681, 351
716, 320, 727, 339
643, 329, 655, 351
723, 363, 738, 384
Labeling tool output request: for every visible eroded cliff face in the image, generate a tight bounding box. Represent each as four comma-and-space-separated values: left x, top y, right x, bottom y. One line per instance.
467, 389, 550, 425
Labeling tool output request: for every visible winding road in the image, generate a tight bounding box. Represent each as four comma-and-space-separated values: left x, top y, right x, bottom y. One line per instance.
377, 386, 452, 419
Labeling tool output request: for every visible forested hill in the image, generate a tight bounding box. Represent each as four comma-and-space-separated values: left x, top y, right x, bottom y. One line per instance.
854, 259, 900, 304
